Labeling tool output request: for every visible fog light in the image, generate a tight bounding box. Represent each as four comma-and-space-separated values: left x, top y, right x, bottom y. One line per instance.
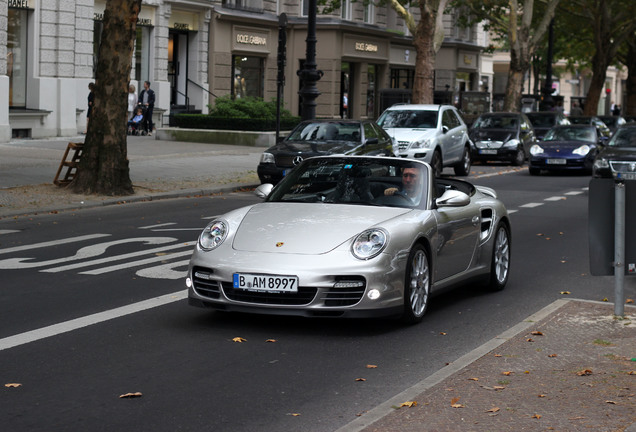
367, 289, 380, 300
185, 277, 192, 288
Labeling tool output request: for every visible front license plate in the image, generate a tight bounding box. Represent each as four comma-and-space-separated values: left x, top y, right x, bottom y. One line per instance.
617, 172, 636, 180
479, 149, 498, 155
547, 159, 567, 165
233, 273, 298, 293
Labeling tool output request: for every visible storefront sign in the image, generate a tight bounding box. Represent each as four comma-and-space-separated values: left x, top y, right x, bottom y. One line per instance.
355, 42, 378, 53
344, 34, 387, 60
458, 52, 478, 70
232, 26, 270, 53
236, 34, 267, 46
9, 0, 31, 8
93, 1, 154, 26
169, 11, 199, 31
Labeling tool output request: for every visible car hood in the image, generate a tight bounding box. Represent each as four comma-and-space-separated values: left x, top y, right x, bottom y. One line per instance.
470, 129, 516, 142
539, 140, 593, 150
597, 146, 636, 161
382, 128, 437, 142
232, 202, 411, 254
268, 140, 361, 155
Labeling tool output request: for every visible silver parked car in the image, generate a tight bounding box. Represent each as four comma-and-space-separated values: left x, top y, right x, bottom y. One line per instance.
187, 156, 511, 324
376, 104, 472, 177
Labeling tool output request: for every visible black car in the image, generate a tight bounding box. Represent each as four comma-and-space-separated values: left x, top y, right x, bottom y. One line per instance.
528, 125, 603, 175
568, 116, 612, 140
593, 124, 636, 180
526, 111, 570, 140
469, 112, 536, 165
597, 115, 627, 135
257, 119, 395, 184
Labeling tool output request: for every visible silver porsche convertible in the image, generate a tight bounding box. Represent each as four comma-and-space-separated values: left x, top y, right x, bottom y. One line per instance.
186, 156, 511, 323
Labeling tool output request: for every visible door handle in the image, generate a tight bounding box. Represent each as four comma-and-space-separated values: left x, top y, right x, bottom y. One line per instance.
472, 216, 480, 226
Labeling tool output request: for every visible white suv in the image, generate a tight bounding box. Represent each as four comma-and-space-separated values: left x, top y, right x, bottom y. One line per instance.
376, 104, 471, 177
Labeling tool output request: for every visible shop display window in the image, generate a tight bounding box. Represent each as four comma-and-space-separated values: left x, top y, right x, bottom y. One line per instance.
8, 7, 28, 107
232, 56, 264, 99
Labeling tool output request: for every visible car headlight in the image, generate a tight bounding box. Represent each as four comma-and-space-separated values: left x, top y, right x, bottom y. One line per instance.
530, 144, 544, 155
503, 139, 520, 148
593, 158, 609, 169
199, 220, 228, 251
411, 138, 433, 149
352, 229, 388, 260
260, 152, 275, 164
572, 145, 590, 156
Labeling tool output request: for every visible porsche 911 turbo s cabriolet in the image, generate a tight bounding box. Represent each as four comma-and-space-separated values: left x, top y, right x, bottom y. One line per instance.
186, 156, 511, 324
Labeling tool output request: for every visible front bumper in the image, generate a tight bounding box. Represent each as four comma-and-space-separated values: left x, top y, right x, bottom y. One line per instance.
471, 147, 518, 162
530, 156, 593, 171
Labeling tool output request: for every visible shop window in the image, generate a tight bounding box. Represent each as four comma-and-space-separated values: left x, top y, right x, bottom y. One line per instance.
390, 69, 414, 90
232, 56, 264, 99
222, 0, 263, 13
134, 26, 152, 83
8, 7, 28, 107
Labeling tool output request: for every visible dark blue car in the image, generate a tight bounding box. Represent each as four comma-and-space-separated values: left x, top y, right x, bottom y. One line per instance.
528, 124, 604, 175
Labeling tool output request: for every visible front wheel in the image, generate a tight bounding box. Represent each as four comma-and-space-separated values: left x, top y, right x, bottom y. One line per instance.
402, 245, 431, 324
454, 146, 471, 176
430, 150, 443, 178
485, 223, 511, 292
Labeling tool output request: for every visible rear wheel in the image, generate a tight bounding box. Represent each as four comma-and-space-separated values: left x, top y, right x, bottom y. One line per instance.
402, 245, 431, 324
486, 223, 511, 291
453, 146, 471, 176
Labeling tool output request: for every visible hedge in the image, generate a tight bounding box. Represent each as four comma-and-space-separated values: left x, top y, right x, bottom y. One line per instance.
172, 114, 302, 132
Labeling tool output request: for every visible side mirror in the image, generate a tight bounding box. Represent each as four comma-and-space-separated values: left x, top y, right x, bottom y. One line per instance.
365, 137, 379, 145
442, 125, 449, 134
436, 189, 470, 207
255, 183, 274, 199
276, 136, 286, 143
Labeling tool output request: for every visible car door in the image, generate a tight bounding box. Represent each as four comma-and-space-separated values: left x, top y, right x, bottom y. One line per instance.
440, 108, 465, 164
433, 193, 480, 281
519, 114, 536, 155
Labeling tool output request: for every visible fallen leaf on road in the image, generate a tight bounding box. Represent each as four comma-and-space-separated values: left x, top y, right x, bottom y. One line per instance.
548, 354, 558, 358
4, 383, 22, 388
232, 337, 247, 343
266, 339, 277, 343
450, 396, 460, 405
119, 392, 142, 399
493, 386, 506, 390
577, 369, 593, 376
602, 297, 608, 302
502, 371, 513, 376
355, 378, 366, 382
451, 403, 465, 408
287, 413, 301, 417
439, 332, 447, 335
627, 299, 634, 304
485, 407, 500, 413
560, 291, 571, 295
531, 414, 542, 419
628, 371, 635, 375
400, 401, 417, 408
524, 371, 530, 374
527, 338, 534, 342
468, 377, 479, 381
531, 331, 544, 336
366, 364, 378, 369
538, 394, 546, 398
606, 400, 617, 404
494, 354, 502, 357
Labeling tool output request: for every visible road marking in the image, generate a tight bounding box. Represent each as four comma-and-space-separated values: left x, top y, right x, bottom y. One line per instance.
0, 234, 111, 255
0, 237, 177, 269
0, 230, 21, 235
565, 191, 584, 195
507, 209, 518, 214
135, 259, 190, 279
42, 241, 195, 273
80, 250, 193, 275
519, 202, 543, 208
139, 222, 177, 229
544, 196, 566, 201
0, 290, 188, 352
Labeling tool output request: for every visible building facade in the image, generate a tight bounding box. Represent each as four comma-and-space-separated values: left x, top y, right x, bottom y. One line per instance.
0, 0, 487, 143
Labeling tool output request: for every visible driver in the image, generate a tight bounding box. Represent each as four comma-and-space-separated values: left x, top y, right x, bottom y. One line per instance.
384, 164, 424, 201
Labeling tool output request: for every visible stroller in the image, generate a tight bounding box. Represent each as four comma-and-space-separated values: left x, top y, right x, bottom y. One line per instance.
127, 105, 147, 136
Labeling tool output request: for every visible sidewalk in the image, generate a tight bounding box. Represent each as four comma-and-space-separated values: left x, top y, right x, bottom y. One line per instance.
1, 135, 635, 431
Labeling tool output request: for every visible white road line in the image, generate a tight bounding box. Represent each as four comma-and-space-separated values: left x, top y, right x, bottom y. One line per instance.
0, 230, 21, 235
42, 241, 196, 273
519, 202, 544, 208
544, 196, 566, 201
507, 209, 518, 214
0, 234, 111, 255
139, 222, 177, 229
0, 290, 188, 352
565, 191, 584, 195
80, 250, 193, 275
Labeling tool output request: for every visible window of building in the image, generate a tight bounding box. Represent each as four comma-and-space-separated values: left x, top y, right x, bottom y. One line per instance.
135, 26, 152, 83
232, 56, 264, 99
390, 69, 414, 90
363, 3, 374, 24
341, 0, 352, 20
222, 0, 263, 13
367, 65, 377, 118
7, 7, 28, 107
301, 0, 309, 16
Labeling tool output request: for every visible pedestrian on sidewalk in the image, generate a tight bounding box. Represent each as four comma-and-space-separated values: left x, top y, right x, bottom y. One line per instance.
138, 81, 155, 136
85, 82, 95, 134
127, 84, 137, 120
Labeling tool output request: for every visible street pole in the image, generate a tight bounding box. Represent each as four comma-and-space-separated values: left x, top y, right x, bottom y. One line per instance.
297, 0, 323, 120
614, 181, 625, 317
276, 13, 287, 142
540, 18, 554, 111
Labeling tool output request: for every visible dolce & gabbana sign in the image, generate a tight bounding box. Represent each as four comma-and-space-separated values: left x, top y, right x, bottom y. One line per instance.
343, 34, 387, 60
232, 26, 270, 53
355, 42, 378, 53
236, 34, 267, 46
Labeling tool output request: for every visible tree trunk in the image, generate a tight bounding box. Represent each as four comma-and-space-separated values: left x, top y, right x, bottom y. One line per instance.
582, 52, 609, 116
625, 43, 636, 117
72, 0, 141, 196
504, 58, 525, 112
411, 6, 436, 104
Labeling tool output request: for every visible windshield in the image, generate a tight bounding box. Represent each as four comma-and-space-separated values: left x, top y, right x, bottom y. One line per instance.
286, 122, 362, 142
568, 117, 590, 125
472, 115, 518, 130
377, 110, 439, 129
608, 127, 636, 148
543, 126, 596, 143
267, 158, 429, 208
527, 114, 556, 127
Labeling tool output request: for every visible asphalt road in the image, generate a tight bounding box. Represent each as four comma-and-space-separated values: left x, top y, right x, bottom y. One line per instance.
1, 165, 632, 431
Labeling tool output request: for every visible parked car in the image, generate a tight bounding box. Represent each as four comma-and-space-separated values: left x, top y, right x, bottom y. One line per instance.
469, 112, 537, 165
597, 115, 627, 135
525, 111, 570, 140
376, 104, 472, 177
187, 155, 511, 324
593, 124, 636, 179
567, 116, 612, 140
257, 119, 395, 184
528, 125, 604, 175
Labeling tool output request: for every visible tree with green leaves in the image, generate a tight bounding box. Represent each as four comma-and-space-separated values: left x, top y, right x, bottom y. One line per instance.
319, 0, 451, 104
455, 0, 560, 111
71, 0, 142, 196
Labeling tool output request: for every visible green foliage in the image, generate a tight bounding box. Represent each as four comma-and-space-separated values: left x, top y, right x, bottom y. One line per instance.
173, 114, 301, 132
208, 95, 293, 119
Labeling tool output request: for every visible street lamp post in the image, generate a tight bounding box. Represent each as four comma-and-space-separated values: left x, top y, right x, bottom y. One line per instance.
540, 18, 555, 111
297, 0, 323, 120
